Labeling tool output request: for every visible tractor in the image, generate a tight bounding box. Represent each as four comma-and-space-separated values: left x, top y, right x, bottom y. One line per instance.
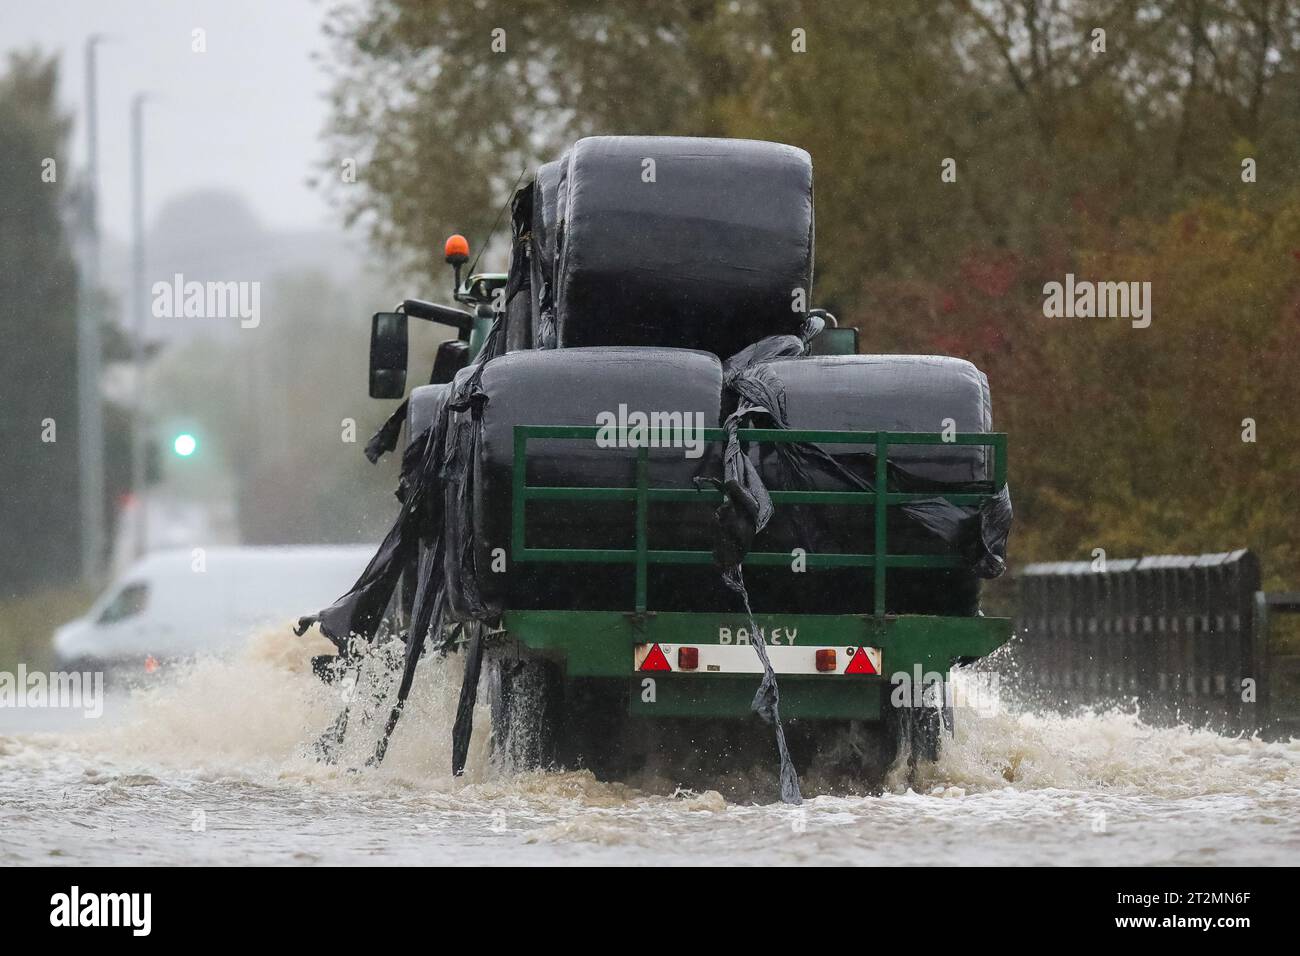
304, 136, 1012, 801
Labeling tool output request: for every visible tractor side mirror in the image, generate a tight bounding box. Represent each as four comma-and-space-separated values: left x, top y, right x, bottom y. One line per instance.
369, 311, 409, 399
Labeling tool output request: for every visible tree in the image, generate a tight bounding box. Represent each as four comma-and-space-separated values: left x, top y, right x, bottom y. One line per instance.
324, 0, 766, 277
0, 52, 81, 596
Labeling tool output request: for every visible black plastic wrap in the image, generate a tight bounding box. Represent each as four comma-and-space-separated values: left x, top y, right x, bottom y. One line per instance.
470, 346, 726, 616
364, 398, 408, 464
554, 136, 813, 357
296, 383, 454, 653
504, 180, 535, 353
721, 334, 807, 377
718, 355, 1011, 617
371, 313, 510, 764
297, 315, 511, 767
529, 157, 564, 350
441, 364, 486, 621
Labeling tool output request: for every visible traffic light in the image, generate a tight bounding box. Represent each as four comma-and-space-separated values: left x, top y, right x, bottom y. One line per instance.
172, 433, 197, 457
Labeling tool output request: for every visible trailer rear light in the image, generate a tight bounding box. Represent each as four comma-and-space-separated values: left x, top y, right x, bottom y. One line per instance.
639, 644, 671, 671
815, 648, 837, 672
678, 647, 699, 670
845, 646, 879, 675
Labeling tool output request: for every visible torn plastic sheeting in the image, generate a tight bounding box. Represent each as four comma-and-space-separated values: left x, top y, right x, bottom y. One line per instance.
506, 180, 536, 353
294, 405, 443, 655
554, 136, 813, 357
365, 397, 409, 464
369, 522, 448, 766
529, 157, 564, 350
297, 314, 508, 770
729, 572, 803, 805
717, 317, 823, 392
433, 313, 512, 628
703, 342, 1000, 800
450, 627, 485, 775
701, 349, 803, 804
324, 379, 455, 658
506, 271, 533, 353
440, 366, 490, 622
721, 334, 806, 378
368, 313, 510, 766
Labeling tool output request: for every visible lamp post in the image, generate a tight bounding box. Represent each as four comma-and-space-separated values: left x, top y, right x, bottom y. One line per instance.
76, 34, 108, 582
130, 92, 153, 558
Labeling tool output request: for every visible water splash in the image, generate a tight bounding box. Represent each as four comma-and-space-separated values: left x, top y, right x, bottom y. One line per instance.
2, 628, 1297, 865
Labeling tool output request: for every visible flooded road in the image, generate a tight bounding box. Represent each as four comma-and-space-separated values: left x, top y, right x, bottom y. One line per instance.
2, 631, 1298, 866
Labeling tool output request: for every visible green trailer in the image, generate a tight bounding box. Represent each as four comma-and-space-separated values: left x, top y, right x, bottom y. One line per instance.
480, 422, 1011, 786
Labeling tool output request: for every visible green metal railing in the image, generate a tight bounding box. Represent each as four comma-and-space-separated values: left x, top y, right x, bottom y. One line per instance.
510, 425, 1007, 616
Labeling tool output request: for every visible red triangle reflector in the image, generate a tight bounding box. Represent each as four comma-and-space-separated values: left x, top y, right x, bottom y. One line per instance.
845, 647, 877, 675
640, 644, 671, 672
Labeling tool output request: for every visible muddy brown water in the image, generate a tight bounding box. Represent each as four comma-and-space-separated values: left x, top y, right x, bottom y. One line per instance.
1, 630, 1297, 865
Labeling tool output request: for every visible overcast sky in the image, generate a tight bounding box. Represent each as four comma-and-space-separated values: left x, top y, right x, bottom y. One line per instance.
5, 0, 339, 240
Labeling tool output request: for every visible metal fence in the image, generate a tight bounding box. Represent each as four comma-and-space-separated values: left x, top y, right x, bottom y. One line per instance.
1014, 550, 1265, 731
1253, 591, 1300, 735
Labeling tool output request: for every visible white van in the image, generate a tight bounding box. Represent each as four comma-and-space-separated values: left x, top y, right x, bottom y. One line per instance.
52, 546, 371, 668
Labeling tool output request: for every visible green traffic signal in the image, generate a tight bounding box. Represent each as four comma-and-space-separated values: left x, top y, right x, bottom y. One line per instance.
172, 433, 197, 457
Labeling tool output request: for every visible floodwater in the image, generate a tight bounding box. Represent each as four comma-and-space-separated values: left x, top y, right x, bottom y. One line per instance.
1, 629, 1298, 866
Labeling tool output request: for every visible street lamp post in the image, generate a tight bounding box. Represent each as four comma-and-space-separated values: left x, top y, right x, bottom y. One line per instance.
130, 92, 152, 558
76, 34, 108, 583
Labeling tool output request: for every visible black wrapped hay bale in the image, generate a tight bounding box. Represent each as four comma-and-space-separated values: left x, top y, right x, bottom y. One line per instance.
758, 355, 992, 483
743, 355, 996, 617
554, 136, 813, 357
471, 347, 727, 614
406, 383, 453, 440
